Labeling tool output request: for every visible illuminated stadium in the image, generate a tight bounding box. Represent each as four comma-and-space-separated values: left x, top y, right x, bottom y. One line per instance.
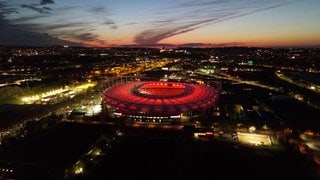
101, 76, 221, 125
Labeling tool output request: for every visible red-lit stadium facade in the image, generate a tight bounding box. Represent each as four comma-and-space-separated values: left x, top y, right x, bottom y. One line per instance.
101, 76, 221, 125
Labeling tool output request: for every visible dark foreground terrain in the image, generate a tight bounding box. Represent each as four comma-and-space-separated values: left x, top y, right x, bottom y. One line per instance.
1, 123, 319, 180
75, 128, 320, 180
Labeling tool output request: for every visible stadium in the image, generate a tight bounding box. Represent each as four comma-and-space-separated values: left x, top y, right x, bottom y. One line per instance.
101, 76, 221, 126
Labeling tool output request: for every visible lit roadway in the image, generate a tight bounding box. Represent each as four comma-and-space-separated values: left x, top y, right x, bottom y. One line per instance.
94, 58, 171, 77
196, 66, 320, 96
0, 77, 41, 88
196, 70, 320, 110
195, 70, 280, 92
275, 70, 320, 94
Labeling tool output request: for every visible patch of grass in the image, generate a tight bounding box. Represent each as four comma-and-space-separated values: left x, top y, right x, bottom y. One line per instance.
0, 97, 22, 105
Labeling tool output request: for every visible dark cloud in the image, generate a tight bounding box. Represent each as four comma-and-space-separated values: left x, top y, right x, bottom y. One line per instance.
89, 7, 107, 14
104, 19, 118, 29
0, 1, 105, 46
135, 23, 203, 45
11, 15, 48, 24
134, 0, 294, 45
175, 0, 229, 8
104, 19, 115, 25
20, 0, 55, 14
0, 19, 81, 47
72, 33, 100, 42
49, 26, 101, 43
21, 4, 51, 14
125, 22, 137, 25
89, 6, 117, 30
43, 7, 52, 11
89, 6, 113, 18
0, 2, 19, 15
120, 41, 245, 48
1, 2, 114, 46
97, 40, 105, 45
110, 25, 118, 30
0, 2, 81, 46
40, 0, 54, 5
179, 42, 245, 48
38, 22, 90, 31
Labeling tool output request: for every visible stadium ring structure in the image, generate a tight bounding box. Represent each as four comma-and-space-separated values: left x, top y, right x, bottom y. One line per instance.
100, 76, 221, 125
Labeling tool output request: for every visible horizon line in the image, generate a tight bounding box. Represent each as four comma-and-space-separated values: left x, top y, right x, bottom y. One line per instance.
1, 43, 320, 49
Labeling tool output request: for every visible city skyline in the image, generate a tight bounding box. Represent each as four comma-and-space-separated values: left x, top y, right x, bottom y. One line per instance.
0, 0, 320, 48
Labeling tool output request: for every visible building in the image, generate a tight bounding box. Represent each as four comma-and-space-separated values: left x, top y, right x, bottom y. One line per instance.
101, 76, 221, 126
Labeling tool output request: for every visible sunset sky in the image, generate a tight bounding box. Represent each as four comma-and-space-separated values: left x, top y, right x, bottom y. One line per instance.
0, 0, 319, 47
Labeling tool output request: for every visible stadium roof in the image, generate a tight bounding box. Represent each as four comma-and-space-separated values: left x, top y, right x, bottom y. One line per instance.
102, 81, 220, 116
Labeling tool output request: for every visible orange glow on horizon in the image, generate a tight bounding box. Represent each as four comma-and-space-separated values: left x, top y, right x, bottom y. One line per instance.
62, 30, 320, 48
